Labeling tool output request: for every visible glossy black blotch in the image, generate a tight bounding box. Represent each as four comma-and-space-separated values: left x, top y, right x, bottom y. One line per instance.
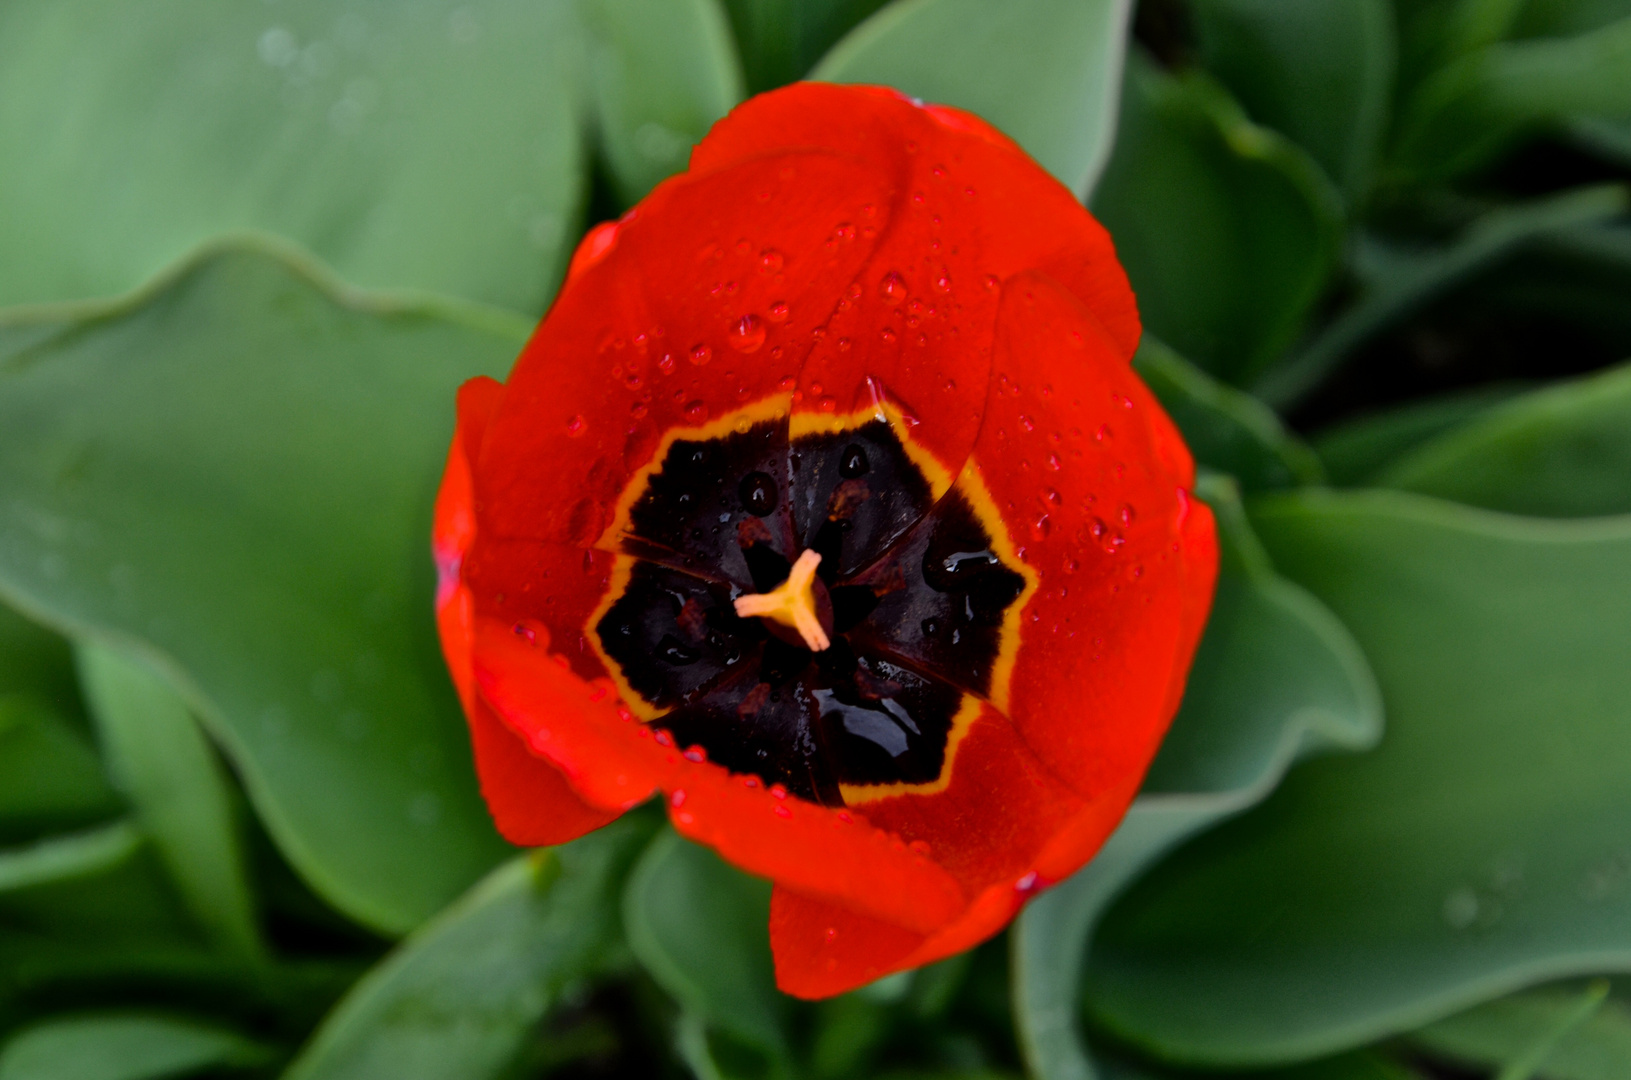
596, 415, 1026, 805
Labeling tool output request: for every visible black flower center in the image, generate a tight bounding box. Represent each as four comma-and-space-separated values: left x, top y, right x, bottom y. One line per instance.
591, 405, 1029, 806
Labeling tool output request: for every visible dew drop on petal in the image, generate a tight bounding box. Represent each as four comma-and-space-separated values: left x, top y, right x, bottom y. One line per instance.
565, 414, 586, 437
759, 248, 784, 273
684, 399, 708, 422
658, 352, 676, 375
689, 344, 712, 366
767, 301, 789, 323
729, 314, 765, 353
1031, 515, 1052, 541
880, 271, 907, 301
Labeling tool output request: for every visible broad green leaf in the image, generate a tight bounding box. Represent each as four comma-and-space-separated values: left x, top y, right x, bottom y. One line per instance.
0, 1014, 270, 1080
0, 239, 520, 933
1092, 54, 1343, 386
811, 0, 1135, 199
721, 0, 892, 92
580, 0, 744, 205
76, 643, 261, 962
1314, 384, 1532, 486
1012, 478, 1381, 1080
0, 696, 120, 838
1086, 490, 1631, 1064
1377, 360, 1631, 517
1190, 0, 1396, 199
1412, 986, 1631, 1080
1133, 338, 1322, 491
1571, 116, 1631, 164
0, 0, 584, 312
623, 828, 785, 1054
1256, 184, 1629, 409
283, 819, 649, 1080
1391, 15, 1631, 182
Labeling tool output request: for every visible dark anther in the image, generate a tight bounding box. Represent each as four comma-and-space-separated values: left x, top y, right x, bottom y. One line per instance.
739, 471, 779, 516
657, 634, 700, 666
839, 443, 870, 478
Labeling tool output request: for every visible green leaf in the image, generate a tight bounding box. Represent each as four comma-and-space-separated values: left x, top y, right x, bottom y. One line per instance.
720, 0, 892, 92
1133, 337, 1323, 491
1012, 478, 1380, 1080
1313, 384, 1533, 486
76, 643, 262, 962
1092, 54, 1344, 386
0, 821, 194, 944
0, 696, 120, 838
1391, 15, 1631, 182
0, 602, 80, 718
0, 238, 520, 933
0, 820, 142, 895
283, 819, 649, 1080
1085, 490, 1631, 1064
580, 0, 744, 205
1376, 360, 1631, 517
1514, 0, 1631, 38
623, 828, 786, 1054
1189, 0, 1396, 200
1255, 184, 1629, 409
811, 0, 1135, 198
1412, 985, 1631, 1080
0, 0, 583, 312
0, 1014, 270, 1080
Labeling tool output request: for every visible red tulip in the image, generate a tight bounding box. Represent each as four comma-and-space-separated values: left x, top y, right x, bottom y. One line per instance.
434, 82, 1217, 997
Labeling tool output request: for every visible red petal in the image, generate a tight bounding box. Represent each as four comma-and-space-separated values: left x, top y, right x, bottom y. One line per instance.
471, 616, 970, 933
436, 377, 617, 845
478, 149, 896, 546
467, 695, 619, 845
693, 83, 1139, 358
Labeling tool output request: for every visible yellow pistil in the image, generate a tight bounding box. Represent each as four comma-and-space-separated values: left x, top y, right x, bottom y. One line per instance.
733, 549, 830, 651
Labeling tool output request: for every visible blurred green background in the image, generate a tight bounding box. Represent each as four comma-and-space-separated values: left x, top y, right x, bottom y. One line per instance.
1, 0, 1630, 1077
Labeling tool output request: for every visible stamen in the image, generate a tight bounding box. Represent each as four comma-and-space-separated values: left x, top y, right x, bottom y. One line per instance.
733, 549, 831, 651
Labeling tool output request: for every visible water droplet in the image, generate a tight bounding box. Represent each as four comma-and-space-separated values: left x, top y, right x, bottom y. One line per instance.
774, 804, 792, 818
689, 343, 712, 366
817, 395, 838, 413
837, 337, 852, 353
1047, 453, 1062, 471
776, 374, 796, 392
759, 248, 784, 273
1031, 515, 1052, 540
1043, 488, 1062, 506
1443, 887, 1480, 929
1019, 414, 1036, 432
840, 445, 870, 477
629, 400, 649, 419
1015, 871, 1039, 893
565, 415, 586, 437
683, 745, 706, 763
729, 314, 765, 353
670, 789, 687, 807
1120, 504, 1136, 525
770, 783, 789, 800
933, 270, 952, 293
880, 327, 897, 344
740, 471, 778, 516
1095, 423, 1113, 443
683, 400, 708, 422
768, 301, 789, 323
1113, 393, 1134, 409
658, 353, 676, 375
880, 271, 907, 301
